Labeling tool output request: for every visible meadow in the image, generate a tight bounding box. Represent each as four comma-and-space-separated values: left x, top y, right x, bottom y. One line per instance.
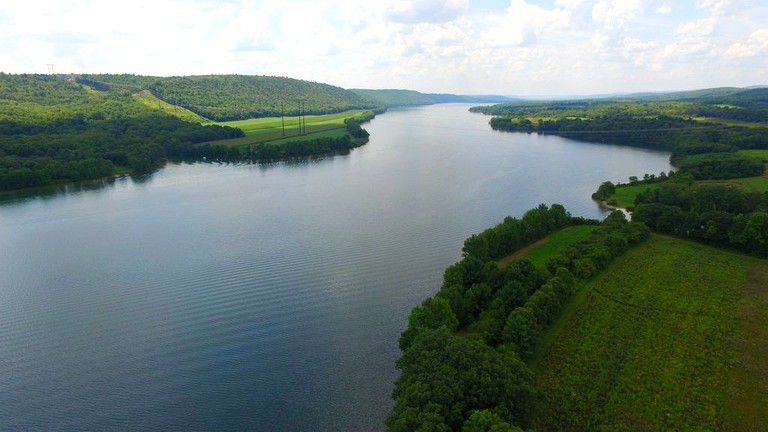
202, 110, 370, 148
498, 225, 597, 269
532, 234, 767, 430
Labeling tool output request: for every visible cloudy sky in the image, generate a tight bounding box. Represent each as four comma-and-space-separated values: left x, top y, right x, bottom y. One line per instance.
1, 0, 766, 95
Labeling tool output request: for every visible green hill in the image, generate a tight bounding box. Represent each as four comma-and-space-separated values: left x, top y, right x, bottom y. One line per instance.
78, 74, 380, 121
0, 73, 243, 190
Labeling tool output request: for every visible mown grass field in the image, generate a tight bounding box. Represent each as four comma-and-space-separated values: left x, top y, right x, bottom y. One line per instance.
200, 109, 369, 148
497, 225, 596, 269
609, 183, 661, 207
216, 110, 366, 135
533, 235, 768, 431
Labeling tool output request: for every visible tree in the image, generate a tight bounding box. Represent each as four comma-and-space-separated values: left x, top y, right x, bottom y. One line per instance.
399, 297, 459, 350
461, 410, 523, 432
389, 329, 537, 431
502, 307, 538, 358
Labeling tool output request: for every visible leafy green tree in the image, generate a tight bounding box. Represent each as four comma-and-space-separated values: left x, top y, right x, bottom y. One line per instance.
502, 307, 538, 358
388, 328, 537, 432
461, 410, 523, 432
400, 297, 459, 350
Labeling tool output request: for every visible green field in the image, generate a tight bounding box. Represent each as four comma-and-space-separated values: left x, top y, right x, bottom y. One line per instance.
699, 176, 768, 193
201, 109, 369, 148
738, 149, 768, 162
497, 225, 596, 269
217, 110, 367, 135
533, 235, 768, 431
523, 225, 596, 267
609, 183, 660, 207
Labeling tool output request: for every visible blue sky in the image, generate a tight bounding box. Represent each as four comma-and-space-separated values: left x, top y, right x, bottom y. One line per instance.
1, 0, 766, 95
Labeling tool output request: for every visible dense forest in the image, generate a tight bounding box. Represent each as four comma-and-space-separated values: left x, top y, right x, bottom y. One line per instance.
78, 74, 380, 121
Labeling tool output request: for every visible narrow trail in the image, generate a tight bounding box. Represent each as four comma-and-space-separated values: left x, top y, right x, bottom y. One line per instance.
496, 236, 551, 268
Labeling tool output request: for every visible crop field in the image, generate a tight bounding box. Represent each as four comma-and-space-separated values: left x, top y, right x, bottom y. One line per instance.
533, 235, 768, 431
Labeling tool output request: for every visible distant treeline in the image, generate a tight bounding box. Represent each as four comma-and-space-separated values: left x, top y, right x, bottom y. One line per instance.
388, 205, 650, 431
350, 88, 514, 108
624, 175, 768, 255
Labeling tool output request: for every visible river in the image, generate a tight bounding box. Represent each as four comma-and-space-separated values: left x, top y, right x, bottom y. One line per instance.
0, 104, 671, 431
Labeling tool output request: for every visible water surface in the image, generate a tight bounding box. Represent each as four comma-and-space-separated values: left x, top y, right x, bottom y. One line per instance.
0, 104, 671, 431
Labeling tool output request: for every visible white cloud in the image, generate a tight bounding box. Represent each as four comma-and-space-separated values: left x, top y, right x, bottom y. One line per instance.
725, 28, 768, 57
0, 0, 766, 94
662, 18, 717, 58
480, 0, 572, 47
385, 0, 468, 24
592, 0, 642, 30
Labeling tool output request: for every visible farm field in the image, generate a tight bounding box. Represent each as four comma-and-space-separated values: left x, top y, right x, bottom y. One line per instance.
533, 234, 768, 431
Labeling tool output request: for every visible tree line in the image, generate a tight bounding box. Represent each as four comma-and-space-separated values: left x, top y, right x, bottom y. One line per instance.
625, 176, 768, 255
388, 205, 650, 431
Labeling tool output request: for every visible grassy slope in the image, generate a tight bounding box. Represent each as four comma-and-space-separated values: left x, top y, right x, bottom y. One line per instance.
533, 234, 767, 431
132, 90, 210, 123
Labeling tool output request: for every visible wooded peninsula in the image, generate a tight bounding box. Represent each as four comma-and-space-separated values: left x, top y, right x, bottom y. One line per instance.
389, 88, 768, 431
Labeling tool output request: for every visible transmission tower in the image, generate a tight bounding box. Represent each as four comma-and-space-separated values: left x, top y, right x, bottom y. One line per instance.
46, 64, 55, 74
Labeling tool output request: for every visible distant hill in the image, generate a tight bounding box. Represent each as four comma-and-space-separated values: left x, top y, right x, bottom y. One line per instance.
472, 86, 768, 123
350, 88, 514, 107
78, 74, 380, 122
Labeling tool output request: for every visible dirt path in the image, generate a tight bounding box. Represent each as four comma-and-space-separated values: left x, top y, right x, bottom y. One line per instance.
496, 236, 551, 268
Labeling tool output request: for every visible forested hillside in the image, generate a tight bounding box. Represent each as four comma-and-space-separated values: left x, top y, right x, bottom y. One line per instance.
0, 73, 243, 190
79, 74, 380, 121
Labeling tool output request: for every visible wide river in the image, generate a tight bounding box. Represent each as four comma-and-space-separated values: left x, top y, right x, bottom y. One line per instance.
0, 104, 671, 431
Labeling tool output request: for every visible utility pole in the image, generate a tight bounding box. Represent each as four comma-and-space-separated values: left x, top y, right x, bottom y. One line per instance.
281, 102, 285, 136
